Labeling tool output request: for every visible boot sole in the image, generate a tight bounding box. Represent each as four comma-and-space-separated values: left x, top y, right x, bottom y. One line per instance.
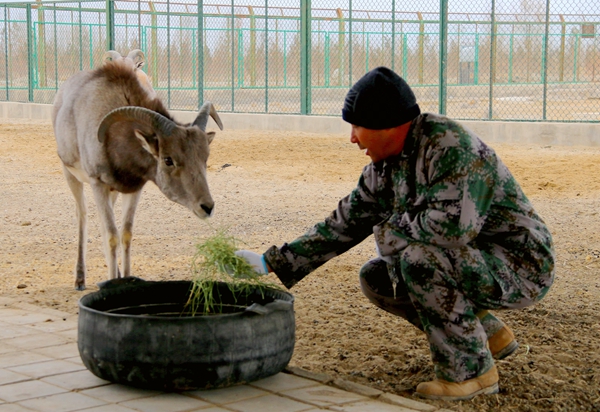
416, 382, 499, 401
493, 340, 519, 360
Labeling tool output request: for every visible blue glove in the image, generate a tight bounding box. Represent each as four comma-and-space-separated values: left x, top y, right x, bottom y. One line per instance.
235, 250, 269, 275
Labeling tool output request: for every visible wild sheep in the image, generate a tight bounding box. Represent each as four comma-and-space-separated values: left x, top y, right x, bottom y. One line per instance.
52, 54, 223, 290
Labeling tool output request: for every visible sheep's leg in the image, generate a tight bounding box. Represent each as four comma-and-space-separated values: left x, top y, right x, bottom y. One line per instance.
107, 190, 120, 277
120, 190, 142, 278
62, 165, 87, 291
90, 181, 120, 280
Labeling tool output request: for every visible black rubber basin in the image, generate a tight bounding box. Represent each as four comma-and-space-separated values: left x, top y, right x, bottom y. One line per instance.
78, 277, 295, 391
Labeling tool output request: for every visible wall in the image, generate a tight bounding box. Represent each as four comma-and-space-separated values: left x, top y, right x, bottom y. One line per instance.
1, 102, 597, 146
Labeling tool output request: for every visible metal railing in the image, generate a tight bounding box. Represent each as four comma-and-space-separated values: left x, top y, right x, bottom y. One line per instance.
0, 0, 598, 122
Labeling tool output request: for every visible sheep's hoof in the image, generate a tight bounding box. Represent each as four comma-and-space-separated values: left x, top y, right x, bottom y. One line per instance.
75, 283, 86, 291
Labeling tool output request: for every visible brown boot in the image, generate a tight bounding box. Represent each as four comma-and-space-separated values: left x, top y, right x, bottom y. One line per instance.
488, 325, 519, 360
415, 364, 499, 401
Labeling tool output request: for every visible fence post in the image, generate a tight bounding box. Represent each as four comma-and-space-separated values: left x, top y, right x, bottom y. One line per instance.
264, 0, 269, 112
197, 0, 204, 108
150, 2, 158, 89
438, 0, 448, 115
417, 11, 424, 84
79, 2, 83, 70
26, 4, 33, 102
391, 0, 395, 71
348, 0, 352, 85
558, 15, 566, 82
106, 0, 114, 50
3, 6, 8, 100
488, 0, 496, 120
300, 0, 311, 115
336, 8, 344, 86
167, 0, 171, 108
230, 0, 234, 111
249, 6, 256, 87
542, 0, 551, 121
53, 5, 57, 90
36, 0, 45, 88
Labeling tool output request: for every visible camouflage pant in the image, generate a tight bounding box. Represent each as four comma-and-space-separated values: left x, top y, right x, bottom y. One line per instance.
359, 243, 552, 382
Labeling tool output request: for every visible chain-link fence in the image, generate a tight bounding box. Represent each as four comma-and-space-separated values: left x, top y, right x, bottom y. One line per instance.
0, 0, 598, 122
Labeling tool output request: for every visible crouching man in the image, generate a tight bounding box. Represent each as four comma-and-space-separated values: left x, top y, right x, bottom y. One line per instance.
236, 66, 555, 401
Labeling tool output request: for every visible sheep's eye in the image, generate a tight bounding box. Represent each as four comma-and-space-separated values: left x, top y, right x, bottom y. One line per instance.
164, 157, 174, 167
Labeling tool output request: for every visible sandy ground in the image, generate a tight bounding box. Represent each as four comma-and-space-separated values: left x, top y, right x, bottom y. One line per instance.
1, 119, 599, 412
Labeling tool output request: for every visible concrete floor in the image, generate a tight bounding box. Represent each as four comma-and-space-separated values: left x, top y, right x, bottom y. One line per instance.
0, 296, 449, 412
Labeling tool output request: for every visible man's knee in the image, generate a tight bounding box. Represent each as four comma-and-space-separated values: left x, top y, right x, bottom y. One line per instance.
359, 258, 421, 326
399, 243, 448, 270
359, 258, 391, 297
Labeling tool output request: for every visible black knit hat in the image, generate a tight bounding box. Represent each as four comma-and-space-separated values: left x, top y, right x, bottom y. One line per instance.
342, 66, 420, 130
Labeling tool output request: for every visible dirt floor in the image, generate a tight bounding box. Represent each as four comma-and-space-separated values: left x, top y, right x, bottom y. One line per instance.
1, 118, 599, 412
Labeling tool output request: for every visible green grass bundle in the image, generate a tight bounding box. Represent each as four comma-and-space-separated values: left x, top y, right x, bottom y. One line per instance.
187, 228, 281, 315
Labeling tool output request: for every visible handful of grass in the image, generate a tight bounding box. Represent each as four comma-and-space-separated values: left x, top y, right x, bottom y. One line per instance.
187, 228, 280, 315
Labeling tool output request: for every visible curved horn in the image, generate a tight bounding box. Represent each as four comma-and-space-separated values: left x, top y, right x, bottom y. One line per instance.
98, 107, 177, 143
193, 101, 223, 132
126, 49, 146, 67
102, 50, 122, 64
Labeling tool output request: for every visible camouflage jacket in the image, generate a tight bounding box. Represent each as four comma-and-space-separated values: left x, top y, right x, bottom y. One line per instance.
264, 113, 555, 289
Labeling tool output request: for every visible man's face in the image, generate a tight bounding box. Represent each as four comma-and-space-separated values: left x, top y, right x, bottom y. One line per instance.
350, 125, 393, 163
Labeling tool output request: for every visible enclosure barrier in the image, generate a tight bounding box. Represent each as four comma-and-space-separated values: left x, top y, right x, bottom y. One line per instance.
0, 0, 598, 123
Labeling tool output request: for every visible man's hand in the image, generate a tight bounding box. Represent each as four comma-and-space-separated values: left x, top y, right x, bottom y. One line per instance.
234, 250, 269, 275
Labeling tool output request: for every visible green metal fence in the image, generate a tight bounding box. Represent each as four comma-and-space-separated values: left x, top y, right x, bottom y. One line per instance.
0, 0, 598, 122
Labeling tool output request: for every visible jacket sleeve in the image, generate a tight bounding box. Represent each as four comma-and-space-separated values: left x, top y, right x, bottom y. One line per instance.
375, 145, 497, 257
264, 166, 386, 289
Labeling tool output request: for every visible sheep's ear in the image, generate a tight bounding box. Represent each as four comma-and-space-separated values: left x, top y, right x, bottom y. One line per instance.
135, 129, 159, 157
135, 61, 145, 69
206, 131, 216, 144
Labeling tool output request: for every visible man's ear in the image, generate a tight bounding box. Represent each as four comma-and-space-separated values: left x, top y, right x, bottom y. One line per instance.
135, 129, 159, 157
